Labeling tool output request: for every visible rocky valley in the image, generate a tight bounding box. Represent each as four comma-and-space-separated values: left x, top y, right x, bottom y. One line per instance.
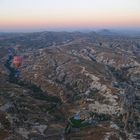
0, 31, 140, 140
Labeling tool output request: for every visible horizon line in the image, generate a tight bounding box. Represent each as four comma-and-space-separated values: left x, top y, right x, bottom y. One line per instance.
0, 27, 140, 33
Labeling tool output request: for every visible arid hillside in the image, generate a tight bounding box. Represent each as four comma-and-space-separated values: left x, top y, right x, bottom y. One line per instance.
0, 31, 140, 140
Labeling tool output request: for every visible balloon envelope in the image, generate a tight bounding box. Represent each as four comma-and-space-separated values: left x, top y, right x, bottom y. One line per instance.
13, 56, 22, 68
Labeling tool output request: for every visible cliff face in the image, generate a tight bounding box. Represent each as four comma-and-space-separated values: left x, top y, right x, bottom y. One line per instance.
0, 32, 140, 139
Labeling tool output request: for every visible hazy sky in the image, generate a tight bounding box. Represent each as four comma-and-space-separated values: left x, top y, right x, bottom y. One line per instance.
0, 0, 140, 32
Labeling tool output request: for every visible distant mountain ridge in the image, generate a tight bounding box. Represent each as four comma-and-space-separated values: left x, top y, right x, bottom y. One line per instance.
97, 29, 118, 36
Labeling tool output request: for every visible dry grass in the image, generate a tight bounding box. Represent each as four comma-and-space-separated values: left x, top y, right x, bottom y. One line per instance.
0, 130, 9, 140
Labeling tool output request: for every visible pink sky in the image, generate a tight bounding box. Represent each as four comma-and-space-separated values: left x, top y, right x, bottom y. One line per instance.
0, 0, 140, 31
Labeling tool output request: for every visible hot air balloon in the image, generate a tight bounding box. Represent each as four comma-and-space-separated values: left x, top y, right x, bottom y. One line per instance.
13, 56, 22, 68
